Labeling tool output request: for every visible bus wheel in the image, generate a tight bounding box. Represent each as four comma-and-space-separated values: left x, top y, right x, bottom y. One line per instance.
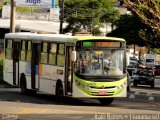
98, 98, 114, 105
56, 83, 64, 98
20, 75, 27, 94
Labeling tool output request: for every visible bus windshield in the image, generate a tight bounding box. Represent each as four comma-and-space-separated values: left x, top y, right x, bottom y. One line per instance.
75, 49, 125, 76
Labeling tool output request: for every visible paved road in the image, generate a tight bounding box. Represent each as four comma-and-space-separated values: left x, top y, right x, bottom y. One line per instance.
131, 86, 160, 95
0, 88, 160, 120
127, 82, 160, 103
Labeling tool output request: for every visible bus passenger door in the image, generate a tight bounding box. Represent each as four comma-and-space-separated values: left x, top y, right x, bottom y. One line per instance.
31, 43, 40, 90
65, 46, 73, 95
13, 41, 21, 86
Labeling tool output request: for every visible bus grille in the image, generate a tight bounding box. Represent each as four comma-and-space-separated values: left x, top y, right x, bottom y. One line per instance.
91, 91, 114, 96
89, 86, 116, 89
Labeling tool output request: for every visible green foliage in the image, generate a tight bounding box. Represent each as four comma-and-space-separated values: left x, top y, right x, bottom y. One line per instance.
4, 0, 10, 4
0, 0, 10, 8
63, 0, 119, 34
125, 0, 160, 48
150, 48, 160, 54
92, 27, 102, 36
107, 14, 148, 46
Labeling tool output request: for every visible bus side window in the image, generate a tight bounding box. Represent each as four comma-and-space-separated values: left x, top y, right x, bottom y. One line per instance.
5, 39, 13, 59
26, 41, 32, 62
26, 51, 31, 61
40, 53, 48, 63
21, 41, 26, 61
58, 44, 64, 54
21, 50, 26, 61
40, 42, 48, 64
49, 43, 57, 65
49, 54, 56, 65
20, 41, 32, 61
57, 54, 64, 66
57, 44, 64, 66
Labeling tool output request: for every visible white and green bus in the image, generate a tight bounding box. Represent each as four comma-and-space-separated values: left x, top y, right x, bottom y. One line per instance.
4, 32, 127, 105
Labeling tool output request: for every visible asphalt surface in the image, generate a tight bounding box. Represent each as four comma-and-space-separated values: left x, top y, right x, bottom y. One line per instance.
0, 87, 160, 120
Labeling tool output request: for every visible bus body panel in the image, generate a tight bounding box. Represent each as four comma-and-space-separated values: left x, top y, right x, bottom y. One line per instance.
72, 83, 127, 98
38, 64, 65, 94
72, 75, 127, 98
4, 59, 13, 85
19, 61, 32, 89
39, 77, 57, 95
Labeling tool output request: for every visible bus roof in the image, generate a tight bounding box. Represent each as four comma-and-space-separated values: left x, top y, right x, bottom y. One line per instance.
5, 32, 73, 43
5, 32, 125, 43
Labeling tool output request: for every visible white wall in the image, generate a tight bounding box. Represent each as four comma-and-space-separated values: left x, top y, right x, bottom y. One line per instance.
2, 5, 59, 22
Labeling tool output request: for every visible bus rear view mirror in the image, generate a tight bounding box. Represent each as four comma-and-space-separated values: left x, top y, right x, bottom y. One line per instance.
72, 51, 77, 62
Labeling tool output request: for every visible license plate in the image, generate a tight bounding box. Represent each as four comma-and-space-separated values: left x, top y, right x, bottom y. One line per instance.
99, 91, 107, 95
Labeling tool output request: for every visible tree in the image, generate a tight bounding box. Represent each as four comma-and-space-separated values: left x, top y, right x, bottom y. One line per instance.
123, 0, 160, 48
107, 14, 148, 46
63, 0, 119, 35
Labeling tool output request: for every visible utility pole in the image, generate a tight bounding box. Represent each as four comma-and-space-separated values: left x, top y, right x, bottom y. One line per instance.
10, 0, 16, 33
59, 0, 64, 34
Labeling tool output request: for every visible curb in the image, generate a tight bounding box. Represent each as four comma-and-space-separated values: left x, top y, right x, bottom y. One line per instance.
127, 90, 160, 105
116, 91, 160, 106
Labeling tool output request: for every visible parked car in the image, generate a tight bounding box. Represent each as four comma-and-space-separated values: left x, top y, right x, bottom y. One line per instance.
127, 71, 132, 91
127, 64, 138, 80
133, 68, 155, 88
154, 65, 160, 75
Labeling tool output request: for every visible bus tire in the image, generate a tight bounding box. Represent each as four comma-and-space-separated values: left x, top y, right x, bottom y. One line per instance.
20, 74, 27, 94
56, 81, 64, 99
98, 98, 114, 106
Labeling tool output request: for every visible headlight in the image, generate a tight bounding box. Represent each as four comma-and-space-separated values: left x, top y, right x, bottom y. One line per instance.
117, 82, 126, 89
